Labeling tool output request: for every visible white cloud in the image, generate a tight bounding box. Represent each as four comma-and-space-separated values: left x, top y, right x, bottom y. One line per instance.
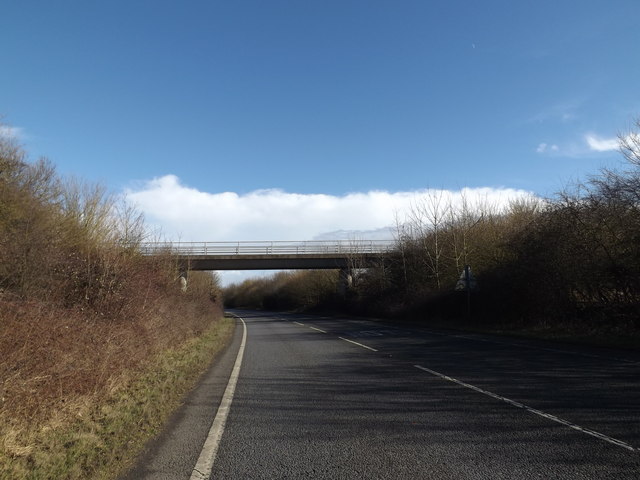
536, 143, 559, 154
0, 125, 25, 140
585, 134, 618, 152
126, 175, 535, 243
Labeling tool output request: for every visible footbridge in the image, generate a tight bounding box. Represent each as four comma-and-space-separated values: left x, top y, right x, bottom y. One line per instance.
141, 240, 395, 271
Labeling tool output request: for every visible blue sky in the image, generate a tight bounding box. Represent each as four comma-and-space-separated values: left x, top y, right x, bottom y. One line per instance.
2, 1, 639, 253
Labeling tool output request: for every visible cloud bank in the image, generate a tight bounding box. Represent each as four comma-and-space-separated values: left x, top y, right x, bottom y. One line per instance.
126, 175, 534, 243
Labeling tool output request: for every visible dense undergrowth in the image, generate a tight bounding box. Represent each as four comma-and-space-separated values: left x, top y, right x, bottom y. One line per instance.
0, 128, 226, 478
224, 122, 640, 344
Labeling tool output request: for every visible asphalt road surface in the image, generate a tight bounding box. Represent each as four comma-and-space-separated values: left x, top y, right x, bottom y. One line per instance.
123, 310, 640, 479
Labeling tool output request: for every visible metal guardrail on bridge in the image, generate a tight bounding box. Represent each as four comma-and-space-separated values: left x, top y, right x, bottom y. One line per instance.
140, 240, 396, 256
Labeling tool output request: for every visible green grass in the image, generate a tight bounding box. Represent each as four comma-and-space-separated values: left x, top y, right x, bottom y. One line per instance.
0, 316, 235, 480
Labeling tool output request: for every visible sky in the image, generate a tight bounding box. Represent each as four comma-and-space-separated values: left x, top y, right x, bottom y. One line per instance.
2, 1, 639, 282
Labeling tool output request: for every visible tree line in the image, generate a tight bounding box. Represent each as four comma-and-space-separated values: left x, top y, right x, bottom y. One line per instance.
224, 121, 640, 337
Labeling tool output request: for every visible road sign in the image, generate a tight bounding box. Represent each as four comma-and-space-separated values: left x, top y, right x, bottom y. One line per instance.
455, 265, 477, 291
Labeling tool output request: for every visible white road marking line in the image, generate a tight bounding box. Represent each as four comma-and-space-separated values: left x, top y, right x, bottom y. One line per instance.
190, 316, 248, 480
339, 337, 378, 352
293, 321, 305, 326
309, 326, 327, 333
414, 365, 636, 452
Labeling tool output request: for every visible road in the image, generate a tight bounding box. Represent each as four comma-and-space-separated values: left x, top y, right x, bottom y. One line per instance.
123, 310, 640, 479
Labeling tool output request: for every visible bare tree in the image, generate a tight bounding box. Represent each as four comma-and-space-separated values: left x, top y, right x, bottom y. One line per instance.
409, 191, 450, 290
113, 197, 147, 249
619, 119, 640, 166
393, 211, 410, 292
447, 191, 484, 276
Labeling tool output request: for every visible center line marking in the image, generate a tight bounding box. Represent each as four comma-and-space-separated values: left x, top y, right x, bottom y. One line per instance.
309, 326, 327, 333
414, 364, 636, 452
293, 321, 305, 326
339, 337, 378, 352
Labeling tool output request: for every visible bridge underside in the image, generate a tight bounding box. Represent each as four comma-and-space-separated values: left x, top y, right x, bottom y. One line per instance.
178, 254, 382, 271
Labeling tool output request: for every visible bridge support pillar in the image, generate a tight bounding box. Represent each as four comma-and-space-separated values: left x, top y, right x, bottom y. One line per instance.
338, 268, 353, 297
179, 271, 188, 292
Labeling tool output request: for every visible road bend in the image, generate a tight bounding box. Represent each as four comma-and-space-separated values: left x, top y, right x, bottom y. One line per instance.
125, 310, 640, 479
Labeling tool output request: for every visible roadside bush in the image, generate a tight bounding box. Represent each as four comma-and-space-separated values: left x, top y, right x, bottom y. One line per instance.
224, 270, 339, 311
0, 126, 224, 476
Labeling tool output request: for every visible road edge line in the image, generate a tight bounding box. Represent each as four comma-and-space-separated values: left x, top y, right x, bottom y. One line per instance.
190, 315, 247, 479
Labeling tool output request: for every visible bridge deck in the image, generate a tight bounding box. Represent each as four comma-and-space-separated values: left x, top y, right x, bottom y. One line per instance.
140, 240, 394, 270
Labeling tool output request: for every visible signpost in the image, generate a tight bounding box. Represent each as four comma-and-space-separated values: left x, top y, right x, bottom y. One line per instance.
455, 265, 477, 321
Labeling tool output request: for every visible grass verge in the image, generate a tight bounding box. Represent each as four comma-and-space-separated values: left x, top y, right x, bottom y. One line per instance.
0, 315, 235, 480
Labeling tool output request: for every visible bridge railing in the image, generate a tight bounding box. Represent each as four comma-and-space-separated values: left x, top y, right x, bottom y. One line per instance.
140, 240, 396, 256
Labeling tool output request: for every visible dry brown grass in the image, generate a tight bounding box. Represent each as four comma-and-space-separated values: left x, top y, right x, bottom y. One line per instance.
0, 267, 224, 477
